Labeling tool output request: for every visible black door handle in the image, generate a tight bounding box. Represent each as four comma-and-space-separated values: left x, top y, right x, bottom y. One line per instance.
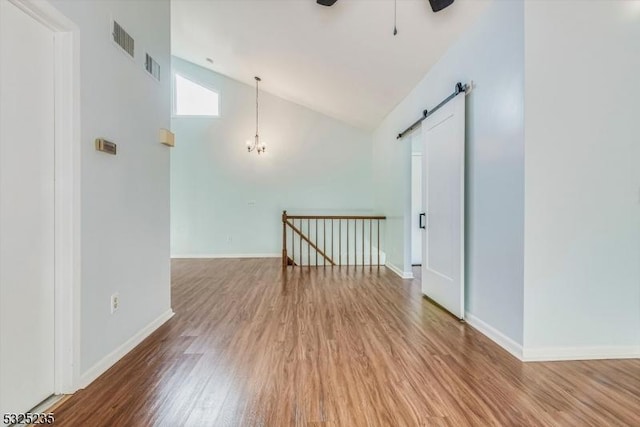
419, 213, 426, 229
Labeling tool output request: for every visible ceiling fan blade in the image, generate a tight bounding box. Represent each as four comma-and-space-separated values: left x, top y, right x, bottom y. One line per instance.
317, 0, 338, 6
428, 0, 454, 12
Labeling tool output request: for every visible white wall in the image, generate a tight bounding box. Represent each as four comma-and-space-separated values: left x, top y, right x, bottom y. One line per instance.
523, 0, 640, 356
372, 1, 525, 344
49, 0, 172, 375
171, 57, 374, 257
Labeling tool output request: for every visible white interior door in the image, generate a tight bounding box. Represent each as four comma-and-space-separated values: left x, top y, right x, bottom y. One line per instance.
0, 0, 56, 417
411, 154, 423, 265
421, 93, 466, 319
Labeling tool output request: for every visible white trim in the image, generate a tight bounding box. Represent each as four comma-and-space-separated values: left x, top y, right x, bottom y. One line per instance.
53, 28, 82, 395
28, 394, 65, 415
465, 312, 640, 362
7, 0, 82, 395
465, 312, 523, 360
171, 253, 281, 259
522, 346, 640, 362
8, 0, 73, 29
78, 309, 174, 388
385, 263, 414, 280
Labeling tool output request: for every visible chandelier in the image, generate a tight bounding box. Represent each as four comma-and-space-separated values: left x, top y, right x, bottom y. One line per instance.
246, 76, 266, 154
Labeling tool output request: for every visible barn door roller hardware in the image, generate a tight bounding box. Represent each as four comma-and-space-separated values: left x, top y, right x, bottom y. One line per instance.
317, 0, 454, 13
396, 82, 468, 140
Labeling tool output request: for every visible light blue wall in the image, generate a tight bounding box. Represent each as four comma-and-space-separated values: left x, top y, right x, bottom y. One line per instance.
523, 0, 640, 353
50, 0, 172, 373
372, 1, 525, 344
171, 57, 374, 256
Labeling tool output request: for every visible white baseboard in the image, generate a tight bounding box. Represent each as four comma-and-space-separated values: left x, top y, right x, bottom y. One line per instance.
465, 312, 523, 360
522, 345, 640, 362
171, 253, 280, 259
465, 312, 640, 362
385, 263, 414, 280
78, 309, 174, 388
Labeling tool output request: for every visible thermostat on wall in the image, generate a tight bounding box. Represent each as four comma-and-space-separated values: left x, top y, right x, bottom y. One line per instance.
95, 138, 117, 155
159, 128, 175, 147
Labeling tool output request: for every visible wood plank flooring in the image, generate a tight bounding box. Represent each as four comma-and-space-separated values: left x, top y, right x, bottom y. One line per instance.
52, 259, 640, 426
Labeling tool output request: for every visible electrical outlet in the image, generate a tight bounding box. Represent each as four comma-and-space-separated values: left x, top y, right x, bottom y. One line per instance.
111, 293, 119, 314
226, 236, 232, 243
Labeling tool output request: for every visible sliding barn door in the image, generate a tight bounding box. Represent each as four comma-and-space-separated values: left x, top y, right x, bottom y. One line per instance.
421, 93, 466, 319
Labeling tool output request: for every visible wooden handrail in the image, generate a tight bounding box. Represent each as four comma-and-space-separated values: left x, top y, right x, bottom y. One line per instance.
285, 214, 386, 220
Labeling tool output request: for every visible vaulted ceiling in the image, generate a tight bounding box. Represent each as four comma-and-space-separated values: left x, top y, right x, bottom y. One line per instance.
171, 0, 491, 130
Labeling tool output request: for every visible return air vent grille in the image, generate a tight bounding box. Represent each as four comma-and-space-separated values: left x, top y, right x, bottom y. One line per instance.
145, 54, 160, 81
112, 20, 134, 58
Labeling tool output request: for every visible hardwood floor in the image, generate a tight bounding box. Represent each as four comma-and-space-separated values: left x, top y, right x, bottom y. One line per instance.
52, 259, 640, 426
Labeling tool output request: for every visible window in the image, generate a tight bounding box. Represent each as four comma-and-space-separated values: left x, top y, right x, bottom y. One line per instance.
174, 74, 219, 116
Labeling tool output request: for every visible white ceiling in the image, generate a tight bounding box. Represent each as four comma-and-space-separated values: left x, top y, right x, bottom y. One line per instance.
171, 0, 491, 130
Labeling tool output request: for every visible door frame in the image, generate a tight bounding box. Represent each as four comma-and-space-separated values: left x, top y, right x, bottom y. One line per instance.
1, 0, 81, 394
410, 152, 423, 266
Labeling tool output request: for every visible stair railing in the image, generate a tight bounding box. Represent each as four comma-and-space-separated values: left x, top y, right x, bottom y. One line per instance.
282, 210, 386, 269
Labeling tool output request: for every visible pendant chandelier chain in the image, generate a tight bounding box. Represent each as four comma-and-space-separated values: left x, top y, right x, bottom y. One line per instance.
255, 77, 259, 139
246, 76, 265, 154
393, 0, 398, 36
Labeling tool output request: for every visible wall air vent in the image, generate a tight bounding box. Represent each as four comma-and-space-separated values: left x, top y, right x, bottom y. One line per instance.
112, 20, 134, 58
145, 53, 160, 81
